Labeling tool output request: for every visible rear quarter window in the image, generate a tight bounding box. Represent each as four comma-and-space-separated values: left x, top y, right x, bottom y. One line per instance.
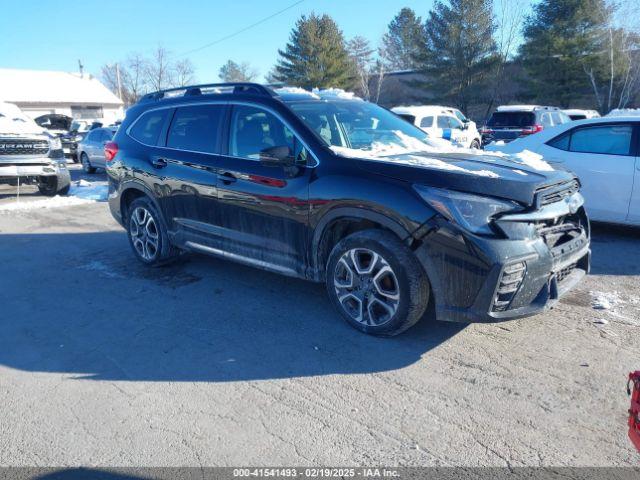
129, 109, 170, 145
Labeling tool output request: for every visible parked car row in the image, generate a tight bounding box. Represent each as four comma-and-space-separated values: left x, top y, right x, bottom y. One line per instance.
392, 105, 482, 149
35, 113, 119, 162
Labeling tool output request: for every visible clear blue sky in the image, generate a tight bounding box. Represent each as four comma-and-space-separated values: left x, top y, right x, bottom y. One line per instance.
3, 0, 534, 83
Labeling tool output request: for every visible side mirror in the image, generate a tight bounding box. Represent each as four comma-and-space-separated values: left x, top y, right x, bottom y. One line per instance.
259, 145, 294, 166
462, 122, 470, 130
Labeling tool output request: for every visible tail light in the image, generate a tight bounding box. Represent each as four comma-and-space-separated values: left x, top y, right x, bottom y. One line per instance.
104, 141, 118, 162
522, 124, 544, 135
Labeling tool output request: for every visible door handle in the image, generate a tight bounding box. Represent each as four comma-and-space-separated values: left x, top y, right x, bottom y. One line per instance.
218, 171, 237, 184
152, 158, 168, 169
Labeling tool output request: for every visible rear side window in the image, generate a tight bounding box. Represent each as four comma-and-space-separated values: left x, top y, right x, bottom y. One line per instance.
487, 112, 535, 127
166, 105, 224, 154
420, 116, 434, 128
130, 110, 169, 145
437, 116, 449, 128
569, 125, 633, 155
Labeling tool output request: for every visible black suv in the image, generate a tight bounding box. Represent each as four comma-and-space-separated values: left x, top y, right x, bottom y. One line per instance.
105, 83, 590, 336
481, 106, 572, 146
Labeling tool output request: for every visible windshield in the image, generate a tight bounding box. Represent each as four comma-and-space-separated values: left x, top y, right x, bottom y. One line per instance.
288, 100, 438, 153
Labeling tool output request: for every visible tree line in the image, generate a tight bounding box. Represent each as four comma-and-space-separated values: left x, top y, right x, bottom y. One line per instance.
102, 0, 640, 115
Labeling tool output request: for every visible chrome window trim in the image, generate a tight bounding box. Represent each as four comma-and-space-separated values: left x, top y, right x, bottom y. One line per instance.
125, 100, 320, 167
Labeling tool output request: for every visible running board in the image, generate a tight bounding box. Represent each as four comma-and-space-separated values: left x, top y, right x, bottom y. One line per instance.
184, 241, 299, 277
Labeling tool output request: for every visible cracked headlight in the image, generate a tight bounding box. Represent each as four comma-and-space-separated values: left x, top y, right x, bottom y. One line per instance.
414, 185, 524, 235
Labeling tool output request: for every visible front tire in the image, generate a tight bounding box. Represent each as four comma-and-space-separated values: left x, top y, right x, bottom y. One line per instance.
326, 229, 430, 336
81, 153, 96, 174
126, 197, 179, 266
38, 177, 69, 196
470, 139, 481, 149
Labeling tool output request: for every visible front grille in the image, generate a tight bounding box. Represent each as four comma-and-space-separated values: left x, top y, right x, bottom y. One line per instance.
537, 180, 580, 207
0, 140, 49, 156
556, 262, 577, 283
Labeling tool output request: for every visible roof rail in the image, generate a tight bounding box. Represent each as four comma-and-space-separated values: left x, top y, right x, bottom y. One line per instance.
138, 82, 278, 103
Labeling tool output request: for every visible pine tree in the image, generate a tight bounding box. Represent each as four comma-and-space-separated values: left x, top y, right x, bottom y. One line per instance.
275, 13, 354, 89
382, 8, 425, 71
219, 60, 257, 82
519, 0, 611, 108
414, 0, 497, 112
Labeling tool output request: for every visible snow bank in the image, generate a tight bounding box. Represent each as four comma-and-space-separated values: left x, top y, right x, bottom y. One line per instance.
0, 180, 108, 213
312, 88, 363, 101
274, 87, 320, 99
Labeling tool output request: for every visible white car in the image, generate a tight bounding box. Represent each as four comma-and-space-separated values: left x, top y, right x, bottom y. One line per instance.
392, 105, 482, 149
486, 117, 640, 226
563, 109, 600, 121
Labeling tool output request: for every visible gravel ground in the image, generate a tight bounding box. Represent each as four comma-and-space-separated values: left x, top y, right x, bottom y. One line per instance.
0, 166, 638, 467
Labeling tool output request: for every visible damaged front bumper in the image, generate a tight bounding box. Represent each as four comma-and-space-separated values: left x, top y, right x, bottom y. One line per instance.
414, 193, 591, 323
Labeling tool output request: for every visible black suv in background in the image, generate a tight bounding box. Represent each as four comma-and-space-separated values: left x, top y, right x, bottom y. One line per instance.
105, 83, 590, 336
481, 105, 571, 146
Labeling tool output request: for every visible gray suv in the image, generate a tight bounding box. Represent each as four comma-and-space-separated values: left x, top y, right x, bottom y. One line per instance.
0, 102, 70, 196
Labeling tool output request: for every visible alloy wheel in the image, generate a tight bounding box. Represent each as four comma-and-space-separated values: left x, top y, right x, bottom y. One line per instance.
333, 248, 400, 326
129, 207, 160, 261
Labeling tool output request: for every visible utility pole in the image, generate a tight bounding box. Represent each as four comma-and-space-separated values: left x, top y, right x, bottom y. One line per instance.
78, 59, 84, 77
115, 63, 123, 101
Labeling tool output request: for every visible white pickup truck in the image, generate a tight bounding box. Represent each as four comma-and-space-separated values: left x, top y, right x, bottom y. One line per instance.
0, 102, 70, 196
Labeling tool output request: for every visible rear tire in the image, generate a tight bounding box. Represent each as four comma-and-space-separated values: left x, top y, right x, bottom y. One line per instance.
325, 229, 430, 336
470, 139, 481, 149
126, 197, 179, 266
81, 153, 96, 174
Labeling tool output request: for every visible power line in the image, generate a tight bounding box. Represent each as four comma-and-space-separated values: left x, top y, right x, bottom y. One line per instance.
178, 0, 305, 57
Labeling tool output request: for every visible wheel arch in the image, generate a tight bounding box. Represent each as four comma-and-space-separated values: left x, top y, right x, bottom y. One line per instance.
310, 207, 413, 281
119, 181, 164, 226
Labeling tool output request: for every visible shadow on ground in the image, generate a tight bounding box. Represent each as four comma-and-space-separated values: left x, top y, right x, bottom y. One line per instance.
589, 222, 640, 276
0, 231, 464, 382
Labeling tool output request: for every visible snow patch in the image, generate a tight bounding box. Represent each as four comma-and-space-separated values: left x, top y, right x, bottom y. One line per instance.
606, 108, 640, 117
590, 291, 620, 310
512, 150, 553, 172
330, 131, 501, 178
0, 180, 107, 213
80, 260, 123, 279
69, 179, 108, 201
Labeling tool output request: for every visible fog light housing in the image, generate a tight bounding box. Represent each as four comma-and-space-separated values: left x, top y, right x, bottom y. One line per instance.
492, 261, 526, 312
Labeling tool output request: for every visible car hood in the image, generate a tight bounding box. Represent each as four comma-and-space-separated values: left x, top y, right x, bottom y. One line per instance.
350, 150, 576, 206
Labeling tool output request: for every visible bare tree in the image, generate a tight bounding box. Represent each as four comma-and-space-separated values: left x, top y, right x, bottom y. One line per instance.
347, 36, 374, 99
125, 53, 148, 102
484, 0, 527, 117
145, 46, 174, 91
174, 59, 196, 87
372, 42, 390, 104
